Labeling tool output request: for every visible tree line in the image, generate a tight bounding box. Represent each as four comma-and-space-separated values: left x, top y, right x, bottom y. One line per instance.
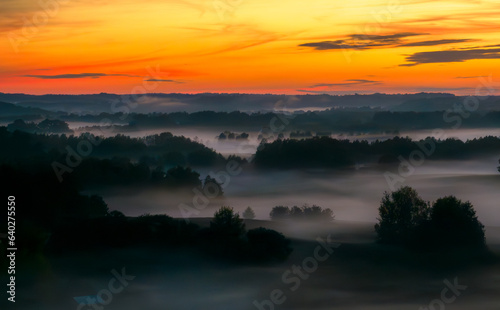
254, 136, 500, 169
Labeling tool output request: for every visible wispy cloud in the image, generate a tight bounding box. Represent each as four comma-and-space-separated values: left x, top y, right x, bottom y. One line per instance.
310, 79, 382, 87
145, 79, 184, 83
401, 46, 500, 66
398, 39, 473, 47
299, 32, 426, 50
454, 76, 486, 79
21, 73, 142, 79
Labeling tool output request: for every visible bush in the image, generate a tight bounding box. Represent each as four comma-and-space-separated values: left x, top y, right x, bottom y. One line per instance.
246, 228, 292, 262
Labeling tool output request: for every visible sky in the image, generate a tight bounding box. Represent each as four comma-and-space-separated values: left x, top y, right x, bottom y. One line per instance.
1, 0, 500, 95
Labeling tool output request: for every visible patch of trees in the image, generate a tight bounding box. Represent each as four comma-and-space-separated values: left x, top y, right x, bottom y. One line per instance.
49, 207, 292, 263
254, 136, 500, 169
55, 109, 500, 133
73, 158, 205, 190
375, 186, 486, 251
218, 131, 249, 140
0, 127, 234, 190
270, 205, 334, 222
0, 128, 222, 192
3, 160, 288, 263
0, 127, 227, 167
199, 207, 292, 263
48, 214, 200, 251
7, 119, 73, 134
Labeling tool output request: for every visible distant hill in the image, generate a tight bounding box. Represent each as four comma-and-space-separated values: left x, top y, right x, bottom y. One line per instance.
0, 101, 55, 118
0, 92, 485, 114
391, 96, 500, 112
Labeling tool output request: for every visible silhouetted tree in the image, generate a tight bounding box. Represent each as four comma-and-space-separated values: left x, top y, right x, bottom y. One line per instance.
242, 207, 256, 219
81, 195, 109, 218
418, 196, 486, 250
320, 208, 335, 222
375, 186, 430, 245
210, 206, 246, 237
270, 206, 290, 220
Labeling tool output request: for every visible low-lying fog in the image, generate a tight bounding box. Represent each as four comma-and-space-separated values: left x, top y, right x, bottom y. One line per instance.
100, 155, 500, 227
16, 125, 500, 310
71, 124, 500, 157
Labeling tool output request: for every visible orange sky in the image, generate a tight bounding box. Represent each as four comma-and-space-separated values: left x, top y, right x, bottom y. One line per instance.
1, 0, 500, 95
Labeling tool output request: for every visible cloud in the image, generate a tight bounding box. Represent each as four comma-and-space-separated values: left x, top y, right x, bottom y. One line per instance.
401, 46, 500, 66
299, 40, 363, 50
299, 32, 426, 50
21, 73, 142, 79
454, 76, 485, 79
398, 39, 473, 47
145, 79, 184, 83
350, 33, 424, 43
310, 79, 382, 87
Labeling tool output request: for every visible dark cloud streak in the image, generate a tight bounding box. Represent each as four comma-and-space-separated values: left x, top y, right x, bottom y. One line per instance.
145, 79, 184, 83
21, 73, 142, 79
399, 39, 473, 47
299, 32, 426, 50
401, 47, 500, 66
310, 79, 382, 88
